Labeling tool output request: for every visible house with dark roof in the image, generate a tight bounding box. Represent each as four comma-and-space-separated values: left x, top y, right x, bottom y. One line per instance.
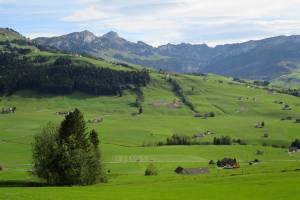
174, 167, 209, 175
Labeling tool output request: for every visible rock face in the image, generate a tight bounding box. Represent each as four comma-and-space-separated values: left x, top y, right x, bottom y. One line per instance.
34, 31, 300, 80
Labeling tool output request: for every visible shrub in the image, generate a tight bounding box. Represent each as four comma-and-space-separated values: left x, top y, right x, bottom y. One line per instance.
138, 106, 143, 114
209, 160, 215, 165
263, 133, 269, 138
32, 109, 104, 185
256, 150, 264, 155
0, 165, 2, 171
233, 139, 247, 145
145, 164, 158, 176
262, 142, 268, 147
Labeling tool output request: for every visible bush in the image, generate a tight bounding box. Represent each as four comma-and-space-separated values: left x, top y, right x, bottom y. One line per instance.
233, 139, 247, 145
0, 165, 2, 171
209, 160, 215, 165
263, 133, 269, 138
32, 109, 105, 185
145, 164, 158, 176
256, 150, 264, 155
138, 106, 143, 114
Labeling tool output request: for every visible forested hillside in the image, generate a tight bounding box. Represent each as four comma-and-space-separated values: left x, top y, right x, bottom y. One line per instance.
0, 28, 150, 96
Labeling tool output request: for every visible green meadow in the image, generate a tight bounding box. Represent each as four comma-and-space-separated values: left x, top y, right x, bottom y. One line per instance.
1, 71, 300, 199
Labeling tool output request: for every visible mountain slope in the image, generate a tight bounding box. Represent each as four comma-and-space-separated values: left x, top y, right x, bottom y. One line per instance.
0, 28, 149, 96
34, 31, 300, 82
3, 28, 300, 200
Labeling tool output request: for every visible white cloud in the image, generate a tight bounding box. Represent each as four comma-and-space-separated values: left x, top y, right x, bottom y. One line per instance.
62, 6, 118, 22
55, 0, 300, 44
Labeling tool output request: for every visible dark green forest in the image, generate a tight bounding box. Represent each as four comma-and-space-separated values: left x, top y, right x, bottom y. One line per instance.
0, 51, 150, 95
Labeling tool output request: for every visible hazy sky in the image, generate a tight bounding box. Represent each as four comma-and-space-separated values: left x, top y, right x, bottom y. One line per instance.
1, 0, 300, 46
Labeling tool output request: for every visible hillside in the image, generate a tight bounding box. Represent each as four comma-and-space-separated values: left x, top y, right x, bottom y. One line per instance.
0, 28, 149, 96
1, 72, 300, 199
1, 28, 300, 199
34, 30, 300, 84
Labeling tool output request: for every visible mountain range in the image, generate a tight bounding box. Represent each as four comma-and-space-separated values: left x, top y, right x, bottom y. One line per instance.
34, 30, 300, 83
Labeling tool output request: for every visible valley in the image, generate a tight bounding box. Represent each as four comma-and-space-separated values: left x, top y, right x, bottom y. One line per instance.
1, 28, 300, 200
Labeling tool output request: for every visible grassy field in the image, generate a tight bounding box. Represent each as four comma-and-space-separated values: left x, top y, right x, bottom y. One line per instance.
1, 71, 300, 199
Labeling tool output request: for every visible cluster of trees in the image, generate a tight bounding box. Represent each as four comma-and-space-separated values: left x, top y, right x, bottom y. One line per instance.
280, 88, 300, 98
232, 77, 247, 84
0, 55, 150, 96
253, 80, 270, 86
0, 41, 32, 54
290, 139, 300, 149
155, 134, 245, 146
232, 138, 247, 145
165, 134, 192, 145
32, 109, 105, 185
213, 136, 232, 145
168, 78, 197, 113
134, 87, 144, 115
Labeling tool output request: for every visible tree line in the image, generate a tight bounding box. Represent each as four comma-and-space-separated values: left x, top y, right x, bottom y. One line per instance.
167, 77, 197, 113
0, 53, 150, 96
153, 134, 245, 146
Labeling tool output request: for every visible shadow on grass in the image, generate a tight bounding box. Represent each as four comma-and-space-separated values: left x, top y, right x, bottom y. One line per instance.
0, 180, 48, 188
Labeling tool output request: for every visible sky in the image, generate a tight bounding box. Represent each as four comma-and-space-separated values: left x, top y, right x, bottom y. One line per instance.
1, 0, 300, 46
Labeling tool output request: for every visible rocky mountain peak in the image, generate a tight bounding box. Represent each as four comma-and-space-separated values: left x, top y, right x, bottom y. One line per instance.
76, 30, 97, 43
102, 31, 119, 39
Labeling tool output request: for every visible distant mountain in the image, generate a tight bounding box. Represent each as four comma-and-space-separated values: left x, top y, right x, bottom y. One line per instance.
34, 31, 300, 81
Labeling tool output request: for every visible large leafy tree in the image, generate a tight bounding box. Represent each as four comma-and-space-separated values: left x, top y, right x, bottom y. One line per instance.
32, 109, 104, 185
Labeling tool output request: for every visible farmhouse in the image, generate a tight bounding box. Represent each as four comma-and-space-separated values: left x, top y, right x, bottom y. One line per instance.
193, 130, 214, 139
55, 111, 69, 115
0, 107, 16, 114
174, 166, 209, 175
193, 133, 205, 138
217, 158, 240, 169
255, 122, 265, 128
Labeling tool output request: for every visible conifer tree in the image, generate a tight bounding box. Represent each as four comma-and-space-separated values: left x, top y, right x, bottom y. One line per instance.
32, 109, 104, 185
